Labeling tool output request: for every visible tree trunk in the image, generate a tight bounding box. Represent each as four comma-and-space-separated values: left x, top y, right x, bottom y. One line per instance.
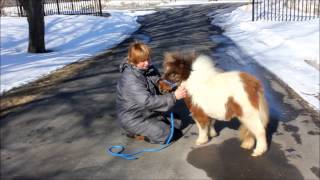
19, 0, 46, 53
0, 0, 6, 15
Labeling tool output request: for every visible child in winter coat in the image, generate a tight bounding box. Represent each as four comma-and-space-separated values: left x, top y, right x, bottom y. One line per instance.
116, 42, 187, 144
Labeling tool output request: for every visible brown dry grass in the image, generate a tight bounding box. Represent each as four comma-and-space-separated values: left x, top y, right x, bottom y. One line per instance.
0, 59, 94, 116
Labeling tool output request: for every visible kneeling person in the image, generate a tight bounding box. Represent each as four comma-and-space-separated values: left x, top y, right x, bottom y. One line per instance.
116, 42, 187, 144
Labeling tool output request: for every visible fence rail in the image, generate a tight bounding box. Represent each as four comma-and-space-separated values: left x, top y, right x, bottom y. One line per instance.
252, 0, 320, 21
15, 0, 103, 17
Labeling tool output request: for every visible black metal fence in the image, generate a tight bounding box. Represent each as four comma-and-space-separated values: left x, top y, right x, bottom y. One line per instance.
252, 0, 320, 21
16, 0, 103, 17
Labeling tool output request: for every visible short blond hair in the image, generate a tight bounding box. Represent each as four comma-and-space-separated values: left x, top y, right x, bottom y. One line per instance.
127, 42, 151, 65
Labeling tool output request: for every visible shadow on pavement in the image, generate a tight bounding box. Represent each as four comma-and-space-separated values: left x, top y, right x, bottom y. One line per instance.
187, 138, 304, 180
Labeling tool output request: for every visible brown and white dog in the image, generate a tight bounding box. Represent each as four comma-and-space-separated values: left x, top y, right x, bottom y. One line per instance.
162, 52, 269, 156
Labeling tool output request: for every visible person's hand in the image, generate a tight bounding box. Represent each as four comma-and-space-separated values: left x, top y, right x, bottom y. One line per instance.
174, 86, 187, 100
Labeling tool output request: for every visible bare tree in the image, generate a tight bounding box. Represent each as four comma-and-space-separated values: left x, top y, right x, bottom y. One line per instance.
18, 0, 46, 53
0, 0, 5, 15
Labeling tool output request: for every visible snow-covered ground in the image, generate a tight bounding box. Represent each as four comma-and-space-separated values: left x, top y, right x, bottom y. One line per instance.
1, 1, 319, 110
1, 0, 248, 16
209, 5, 319, 110
0, 10, 155, 92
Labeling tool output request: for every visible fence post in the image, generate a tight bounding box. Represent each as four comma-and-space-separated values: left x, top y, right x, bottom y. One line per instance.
71, 0, 74, 13
252, 0, 255, 21
16, 0, 21, 17
42, 0, 46, 16
56, 0, 60, 14
16, 0, 24, 17
98, 0, 102, 16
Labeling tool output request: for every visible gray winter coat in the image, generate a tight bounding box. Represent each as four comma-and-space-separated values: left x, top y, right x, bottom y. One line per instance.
116, 61, 176, 137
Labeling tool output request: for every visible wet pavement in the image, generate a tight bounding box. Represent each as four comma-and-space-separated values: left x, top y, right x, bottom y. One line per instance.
1, 3, 319, 180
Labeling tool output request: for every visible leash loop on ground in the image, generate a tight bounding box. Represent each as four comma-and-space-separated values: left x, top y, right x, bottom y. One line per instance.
107, 112, 175, 160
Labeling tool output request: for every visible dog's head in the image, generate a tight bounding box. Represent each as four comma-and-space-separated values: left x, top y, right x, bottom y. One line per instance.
162, 51, 196, 83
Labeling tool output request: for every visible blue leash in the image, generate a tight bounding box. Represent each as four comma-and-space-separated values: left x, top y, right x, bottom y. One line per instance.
107, 112, 175, 160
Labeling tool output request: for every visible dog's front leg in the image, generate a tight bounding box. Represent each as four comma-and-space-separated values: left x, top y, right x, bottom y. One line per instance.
184, 95, 210, 145
193, 117, 209, 145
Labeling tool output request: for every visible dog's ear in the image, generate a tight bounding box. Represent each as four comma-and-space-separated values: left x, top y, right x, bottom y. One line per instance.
184, 50, 197, 63
164, 52, 180, 70
190, 50, 197, 60
164, 52, 176, 64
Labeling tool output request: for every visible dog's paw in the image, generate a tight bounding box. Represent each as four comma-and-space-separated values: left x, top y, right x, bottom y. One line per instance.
251, 151, 263, 157
251, 146, 267, 157
196, 137, 209, 145
240, 138, 255, 150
